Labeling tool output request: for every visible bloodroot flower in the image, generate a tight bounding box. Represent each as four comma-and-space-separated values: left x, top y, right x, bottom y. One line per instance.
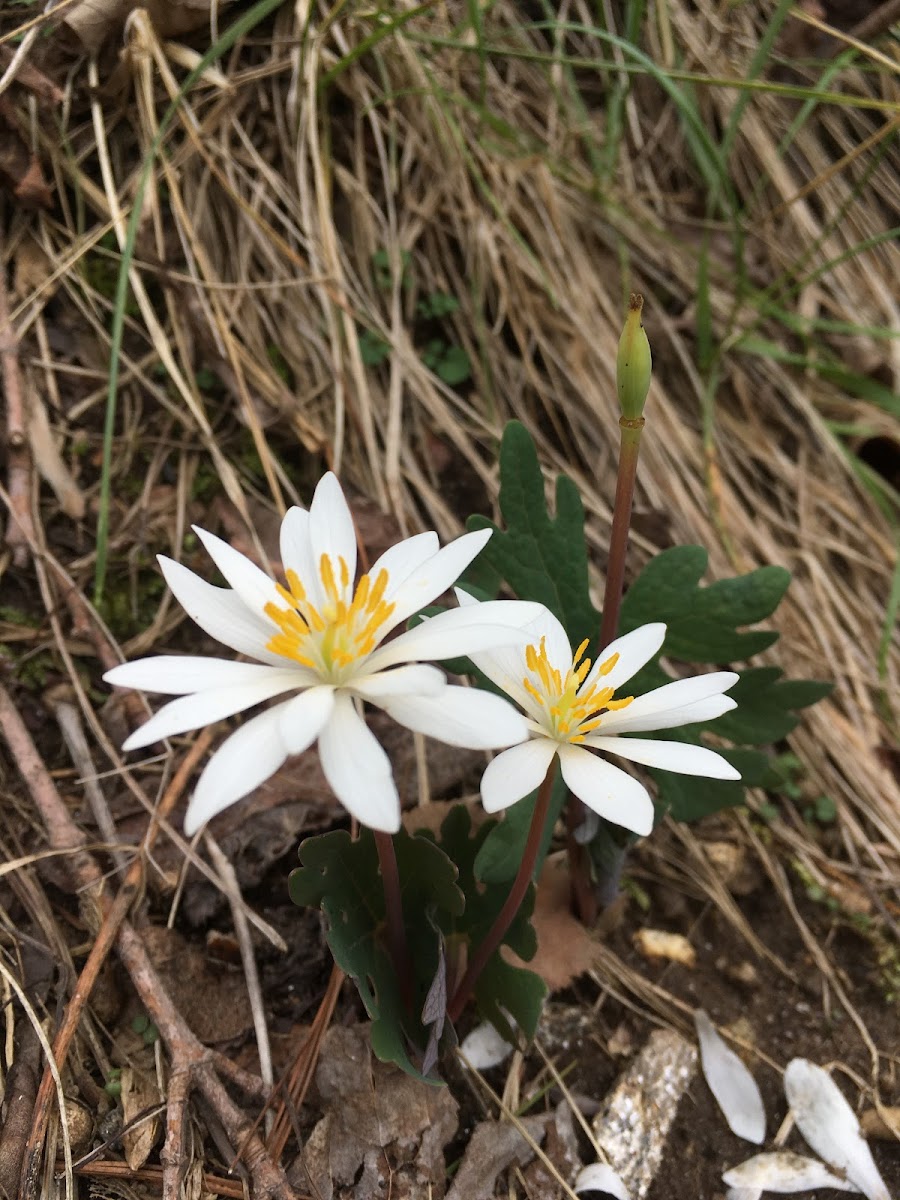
105, 474, 540, 834
458, 596, 741, 836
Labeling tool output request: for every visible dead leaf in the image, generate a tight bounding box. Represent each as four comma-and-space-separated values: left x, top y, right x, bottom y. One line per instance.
0, 101, 52, 208
141, 926, 252, 1043
510, 853, 598, 991
0, 50, 64, 106
860, 1106, 900, 1140
292, 1024, 458, 1200
28, 386, 86, 519
632, 928, 696, 967
120, 1065, 161, 1170
445, 1114, 548, 1200
521, 1102, 580, 1199
13, 236, 55, 301
64, 0, 239, 53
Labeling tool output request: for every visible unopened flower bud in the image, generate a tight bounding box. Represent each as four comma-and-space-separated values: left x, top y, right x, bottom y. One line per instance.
616, 294, 652, 419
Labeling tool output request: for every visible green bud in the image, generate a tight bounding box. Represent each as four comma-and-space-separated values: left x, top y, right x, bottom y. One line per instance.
616, 294, 652, 419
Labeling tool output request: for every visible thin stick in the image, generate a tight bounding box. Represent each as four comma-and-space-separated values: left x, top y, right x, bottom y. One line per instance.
448, 763, 557, 1025
0, 688, 291, 1200
206, 837, 274, 1103
374, 829, 413, 1013
0, 232, 34, 565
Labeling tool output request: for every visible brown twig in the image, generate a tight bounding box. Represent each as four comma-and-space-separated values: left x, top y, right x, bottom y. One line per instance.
0, 686, 296, 1200
266, 964, 343, 1160
0, 231, 34, 566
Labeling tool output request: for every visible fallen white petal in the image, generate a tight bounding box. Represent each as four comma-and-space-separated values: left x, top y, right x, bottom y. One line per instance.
588, 736, 740, 780
121, 670, 305, 751
159, 557, 283, 665
695, 1010, 765, 1144
573, 1163, 630, 1199
318, 694, 400, 832
723, 1151, 862, 1193
480, 738, 557, 812
459, 1021, 513, 1071
193, 526, 282, 614
308, 472, 357, 594
583, 623, 666, 692
185, 705, 289, 834
104, 656, 311, 696
784, 1059, 889, 1200
378, 685, 528, 749
725, 1188, 762, 1200
599, 694, 737, 735
557, 743, 655, 836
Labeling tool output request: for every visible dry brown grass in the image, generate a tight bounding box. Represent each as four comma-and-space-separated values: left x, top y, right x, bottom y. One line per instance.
1, 0, 898, 1190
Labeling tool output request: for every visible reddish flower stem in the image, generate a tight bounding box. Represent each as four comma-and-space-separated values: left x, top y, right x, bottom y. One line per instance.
567, 416, 645, 923
447, 762, 557, 1025
374, 829, 413, 1013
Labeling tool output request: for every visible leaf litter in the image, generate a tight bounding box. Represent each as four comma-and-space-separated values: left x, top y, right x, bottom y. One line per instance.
0, 0, 898, 1195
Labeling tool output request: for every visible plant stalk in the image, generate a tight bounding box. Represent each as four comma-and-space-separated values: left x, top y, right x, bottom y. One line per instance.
447, 762, 557, 1025
567, 415, 645, 922
374, 830, 413, 1014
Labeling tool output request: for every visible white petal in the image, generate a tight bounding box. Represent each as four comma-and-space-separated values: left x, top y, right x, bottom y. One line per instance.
366, 602, 543, 673
309, 472, 357, 595
600, 672, 739, 733
373, 531, 440, 598
557, 743, 655, 836
695, 1010, 766, 1144
515, 604, 573, 677
587, 736, 741, 780
275, 685, 335, 754
574, 1164, 630, 1199
351, 664, 446, 701
121, 670, 305, 750
784, 1060, 889, 1200
600, 694, 737, 735
318, 693, 400, 831
193, 526, 281, 614
279, 506, 322, 605
159, 556, 284, 665
185, 705, 289, 834
584, 623, 666, 692
377, 686, 529, 749
457, 591, 551, 712
379, 528, 493, 631
480, 738, 557, 813
105, 656, 311, 696
459, 1021, 513, 1071
723, 1151, 861, 1193
725, 1188, 762, 1200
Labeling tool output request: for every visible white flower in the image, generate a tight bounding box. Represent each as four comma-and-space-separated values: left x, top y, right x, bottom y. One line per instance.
459, 595, 741, 836
105, 473, 541, 835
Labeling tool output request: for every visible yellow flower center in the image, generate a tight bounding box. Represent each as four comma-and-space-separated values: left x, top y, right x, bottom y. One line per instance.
522, 636, 633, 741
263, 554, 396, 682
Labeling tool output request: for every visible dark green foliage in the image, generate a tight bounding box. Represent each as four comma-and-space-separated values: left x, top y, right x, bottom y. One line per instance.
467, 421, 600, 646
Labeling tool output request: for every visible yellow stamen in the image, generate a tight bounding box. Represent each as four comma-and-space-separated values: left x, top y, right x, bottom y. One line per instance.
519, 635, 635, 743
264, 556, 395, 680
